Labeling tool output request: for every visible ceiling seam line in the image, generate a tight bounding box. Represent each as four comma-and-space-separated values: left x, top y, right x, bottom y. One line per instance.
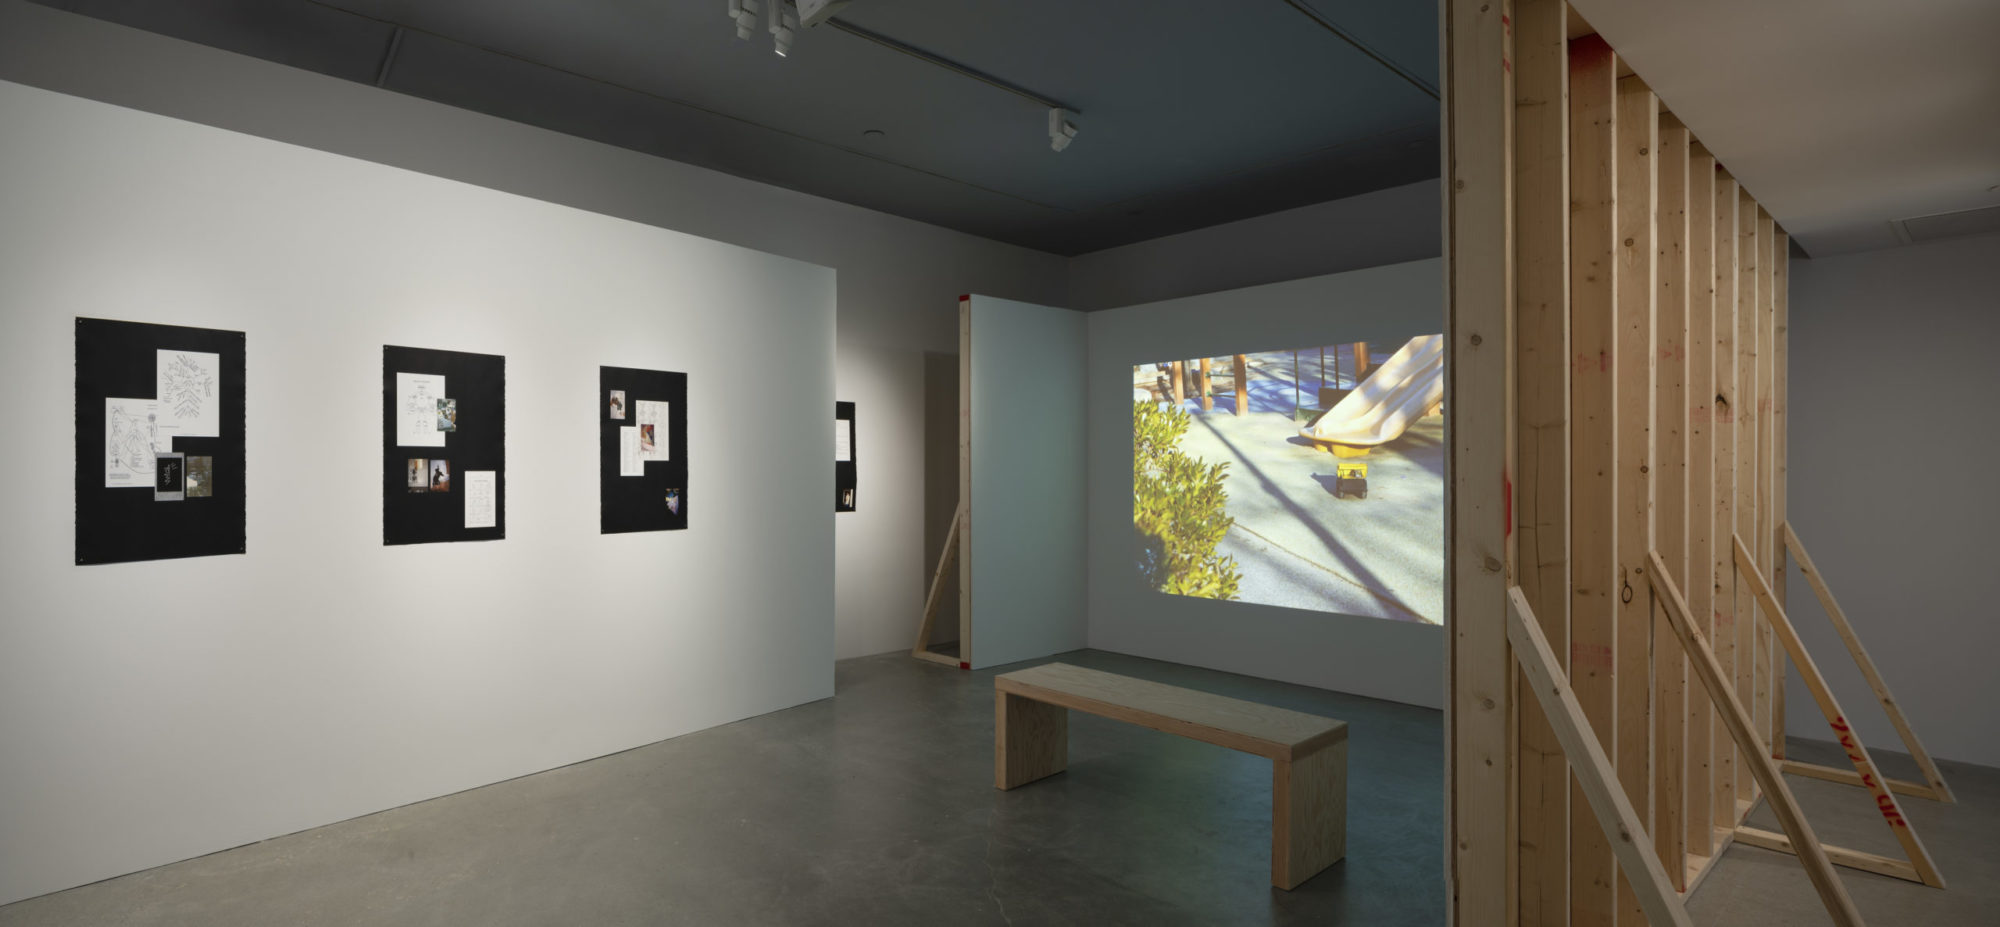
1280, 0, 1440, 100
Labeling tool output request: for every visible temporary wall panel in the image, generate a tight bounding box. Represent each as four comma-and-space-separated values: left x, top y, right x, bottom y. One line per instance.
963, 295, 1088, 669
1084, 261, 1447, 709
0, 79, 834, 905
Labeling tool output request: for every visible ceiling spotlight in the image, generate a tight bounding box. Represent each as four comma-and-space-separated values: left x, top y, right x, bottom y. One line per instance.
1049, 107, 1079, 153
768, 0, 800, 56
727, 0, 761, 40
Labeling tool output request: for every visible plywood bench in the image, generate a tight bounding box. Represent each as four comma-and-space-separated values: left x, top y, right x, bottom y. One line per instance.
993, 663, 1347, 890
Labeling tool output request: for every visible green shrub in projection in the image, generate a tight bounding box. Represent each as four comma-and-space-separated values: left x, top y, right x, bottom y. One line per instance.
1132, 401, 1242, 600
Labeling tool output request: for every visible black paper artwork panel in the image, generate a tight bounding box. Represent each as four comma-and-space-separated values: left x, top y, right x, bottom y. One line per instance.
599, 366, 688, 533
75, 318, 247, 565
835, 401, 856, 512
382, 345, 505, 545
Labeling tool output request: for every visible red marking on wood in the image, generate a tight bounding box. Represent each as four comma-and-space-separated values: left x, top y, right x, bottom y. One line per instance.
1503, 58, 1512, 74
1571, 642, 1614, 670
1574, 351, 1611, 373
959, 662, 970, 670
1691, 406, 1711, 424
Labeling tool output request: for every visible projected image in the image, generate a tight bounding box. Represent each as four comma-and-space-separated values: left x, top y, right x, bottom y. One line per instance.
1133, 337, 1444, 623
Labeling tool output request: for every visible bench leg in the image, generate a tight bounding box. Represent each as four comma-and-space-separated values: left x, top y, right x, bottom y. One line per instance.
995, 691, 1068, 790
1272, 739, 1347, 890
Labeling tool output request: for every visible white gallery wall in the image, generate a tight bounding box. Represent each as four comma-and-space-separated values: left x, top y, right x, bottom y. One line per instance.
1782, 233, 2000, 769
1086, 260, 1447, 709
0, 0, 1069, 665
965, 296, 1090, 668
0, 78, 840, 906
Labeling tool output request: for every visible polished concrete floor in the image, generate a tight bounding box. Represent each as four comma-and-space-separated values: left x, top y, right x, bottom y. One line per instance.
1, 649, 1994, 925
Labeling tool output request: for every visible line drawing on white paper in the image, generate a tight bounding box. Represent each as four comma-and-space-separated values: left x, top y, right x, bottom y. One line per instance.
396, 372, 447, 448
104, 398, 161, 487
156, 350, 221, 437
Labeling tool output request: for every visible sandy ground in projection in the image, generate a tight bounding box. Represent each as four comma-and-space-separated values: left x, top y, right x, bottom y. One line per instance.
1149, 349, 1444, 624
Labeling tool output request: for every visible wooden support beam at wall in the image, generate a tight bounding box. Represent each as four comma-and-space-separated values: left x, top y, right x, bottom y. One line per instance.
1730, 536, 1945, 888
1512, 1, 1573, 920
1759, 212, 1783, 758
1782, 524, 1956, 803
1647, 553, 1867, 927
1567, 33, 1619, 926
1654, 111, 1691, 891
911, 505, 964, 667
1771, 232, 1789, 754
1443, 1, 1514, 922
1508, 588, 1695, 927
957, 297, 974, 667
1232, 354, 1249, 417
1611, 75, 1658, 923
1683, 141, 1718, 866
1736, 188, 1763, 761
1711, 170, 1741, 819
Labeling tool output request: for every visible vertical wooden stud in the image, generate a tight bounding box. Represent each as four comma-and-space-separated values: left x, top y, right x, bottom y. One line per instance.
1737, 188, 1762, 756
1513, 1, 1572, 920
1758, 211, 1780, 757
1771, 232, 1789, 755
1444, 1, 1516, 922
1611, 75, 1658, 924
1683, 142, 1717, 861
1711, 171, 1740, 817
1653, 112, 1690, 889
1568, 34, 1618, 927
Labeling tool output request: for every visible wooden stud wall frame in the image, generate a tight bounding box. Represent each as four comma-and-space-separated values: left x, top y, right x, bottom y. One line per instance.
1439, 0, 1965, 923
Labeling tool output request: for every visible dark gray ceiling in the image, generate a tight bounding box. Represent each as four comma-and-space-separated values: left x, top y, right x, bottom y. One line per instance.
32, 0, 1441, 256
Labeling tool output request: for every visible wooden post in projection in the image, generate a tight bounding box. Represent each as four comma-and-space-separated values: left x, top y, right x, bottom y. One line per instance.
1507, 589, 1694, 927
1648, 554, 1866, 926
1199, 357, 1214, 411
1351, 341, 1371, 381
1610, 73, 1658, 925
1653, 108, 1692, 890
1684, 139, 1718, 868
1781, 524, 1955, 803
1442, 0, 1513, 920
1511, 1, 1571, 920
1232, 354, 1249, 416
1171, 360, 1187, 405
1567, 33, 1619, 927
1730, 536, 1945, 888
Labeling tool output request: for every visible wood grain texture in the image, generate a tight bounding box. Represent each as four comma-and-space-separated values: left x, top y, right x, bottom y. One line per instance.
1733, 537, 1944, 888
1652, 112, 1691, 890
1512, 2, 1572, 920
1710, 173, 1740, 812
1507, 588, 1694, 927
1274, 739, 1350, 890
1783, 525, 1954, 803
994, 691, 1067, 789
1646, 552, 1865, 927
1682, 144, 1718, 860
994, 664, 1347, 761
1780, 761, 1944, 802
913, 504, 962, 659
1567, 35, 1619, 927
1771, 232, 1789, 755
1736, 188, 1762, 754
1445, 0, 1517, 921
1611, 75, 1658, 925
1734, 825, 1920, 883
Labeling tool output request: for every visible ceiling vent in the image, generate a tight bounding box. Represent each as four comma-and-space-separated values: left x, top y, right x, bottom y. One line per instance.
1890, 203, 2000, 244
